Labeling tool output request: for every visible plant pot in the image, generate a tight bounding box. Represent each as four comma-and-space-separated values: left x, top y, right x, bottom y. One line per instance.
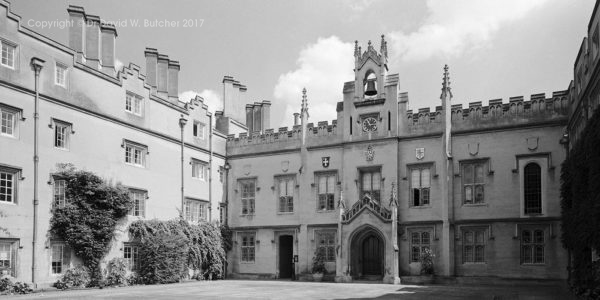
312, 273, 324, 282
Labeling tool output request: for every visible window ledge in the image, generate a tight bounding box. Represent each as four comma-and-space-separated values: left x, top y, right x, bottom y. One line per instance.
240, 262, 256, 264
462, 203, 488, 207
277, 212, 294, 215
240, 214, 255, 217
0, 202, 17, 206
0, 134, 17, 139
125, 163, 146, 169
462, 262, 487, 265
54, 147, 70, 152
316, 209, 335, 213
520, 263, 546, 266
409, 205, 432, 209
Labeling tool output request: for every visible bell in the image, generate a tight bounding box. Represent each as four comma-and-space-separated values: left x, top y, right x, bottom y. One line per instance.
364, 79, 377, 96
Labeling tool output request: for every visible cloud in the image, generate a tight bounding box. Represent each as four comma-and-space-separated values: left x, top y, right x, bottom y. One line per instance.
348, 0, 377, 12
273, 36, 354, 127
115, 59, 124, 72
179, 89, 223, 121
388, 0, 549, 62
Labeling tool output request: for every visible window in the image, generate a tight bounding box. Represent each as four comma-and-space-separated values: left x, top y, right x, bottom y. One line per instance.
360, 169, 381, 202
193, 121, 205, 139
125, 92, 143, 116
463, 229, 485, 263
240, 179, 255, 215
316, 231, 336, 262
240, 233, 256, 263
0, 241, 15, 276
277, 176, 294, 213
524, 163, 542, 215
55, 63, 67, 87
410, 231, 431, 262
317, 173, 335, 211
51, 243, 70, 274
0, 167, 18, 203
124, 141, 147, 167
0, 105, 19, 138
53, 179, 67, 208
1, 41, 15, 69
521, 229, 544, 264
185, 198, 207, 223
53, 120, 71, 150
192, 160, 207, 180
128, 190, 146, 217
123, 244, 139, 271
410, 167, 430, 207
462, 162, 485, 204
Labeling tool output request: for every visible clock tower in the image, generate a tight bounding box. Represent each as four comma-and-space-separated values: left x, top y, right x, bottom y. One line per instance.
339, 35, 400, 141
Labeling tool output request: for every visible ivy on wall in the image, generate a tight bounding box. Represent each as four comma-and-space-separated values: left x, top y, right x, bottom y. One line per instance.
50, 164, 133, 285
128, 219, 226, 283
561, 107, 600, 299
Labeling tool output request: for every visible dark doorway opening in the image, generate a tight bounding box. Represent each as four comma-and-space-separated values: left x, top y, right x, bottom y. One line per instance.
279, 235, 294, 278
350, 226, 385, 280
362, 235, 383, 275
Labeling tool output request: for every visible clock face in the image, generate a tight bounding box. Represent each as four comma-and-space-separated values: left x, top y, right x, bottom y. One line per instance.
362, 117, 378, 132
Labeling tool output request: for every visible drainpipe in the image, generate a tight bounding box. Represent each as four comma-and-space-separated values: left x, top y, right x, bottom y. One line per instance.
30, 57, 45, 286
559, 132, 570, 282
208, 114, 213, 222
179, 115, 188, 217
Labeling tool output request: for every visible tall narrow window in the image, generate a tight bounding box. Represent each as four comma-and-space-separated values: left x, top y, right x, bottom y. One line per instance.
191, 159, 207, 181
53, 179, 67, 208
125, 92, 143, 116
388, 111, 391, 131
410, 167, 430, 207
1, 41, 15, 69
51, 243, 70, 274
521, 229, 545, 264
317, 173, 335, 211
55, 63, 67, 87
524, 163, 542, 214
463, 229, 485, 263
0, 241, 14, 276
123, 244, 139, 271
0, 168, 18, 203
410, 231, 431, 262
124, 141, 147, 167
128, 190, 146, 217
316, 231, 336, 262
54, 120, 71, 150
240, 233, 256, 263
277, 176, 294, 213
240, 179, 256, 215
184, 198, 207, 223
193, 121, 206, 139
0, 105, 18, 138
360, 169, 381, 202
462, 162, 485, 204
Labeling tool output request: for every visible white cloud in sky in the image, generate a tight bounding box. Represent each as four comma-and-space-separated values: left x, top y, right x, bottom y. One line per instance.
388, 0, 549, 62
273, 36, 354, 127
115, 58, 124, 72
348, 0, 377, 12
179, 89, 223, 120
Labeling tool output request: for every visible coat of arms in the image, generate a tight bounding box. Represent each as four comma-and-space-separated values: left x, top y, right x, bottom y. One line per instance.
365, 145, 375, 161
416, 148, 425, 160
322, 157, 330, 168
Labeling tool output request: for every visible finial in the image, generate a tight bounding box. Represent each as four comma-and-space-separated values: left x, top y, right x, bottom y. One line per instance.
441, 64, 453, 99
380, 34, 388, 58
354, 40, 359, 57
301, 87, 309, 118
368, 40, 372, 48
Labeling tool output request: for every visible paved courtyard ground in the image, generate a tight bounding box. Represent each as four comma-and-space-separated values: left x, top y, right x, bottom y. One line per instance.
5, 280, 576, 300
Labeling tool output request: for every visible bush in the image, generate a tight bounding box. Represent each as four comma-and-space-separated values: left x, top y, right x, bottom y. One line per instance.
0, 277, 33, 295
0, 277, 11, 292
312, 248, 327, 274
138, 233, 188, 284
50, 164, 132, 285
105, 258, 128, 287
54, 265, 91, 290
126, 273, 142, 286
419, 248, 435, 275
11, 282, 33, 294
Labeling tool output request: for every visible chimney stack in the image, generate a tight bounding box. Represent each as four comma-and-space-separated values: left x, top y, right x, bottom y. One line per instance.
223, 76, 249, 123
157, 54, 169, 99
85, 15, 101, 69
293, 113, 300, 125
168, 60, 180, 102
100, 23, 117, 75
245, 104, 254, 133
144, 48, 158, 93
261, 100, 271, 131
67, 6, 86, 62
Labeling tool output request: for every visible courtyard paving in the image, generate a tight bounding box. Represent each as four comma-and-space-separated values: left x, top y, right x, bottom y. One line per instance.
6, 280, 576, 300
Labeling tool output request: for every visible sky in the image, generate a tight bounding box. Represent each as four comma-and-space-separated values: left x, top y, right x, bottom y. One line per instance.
11, 0, 596, 127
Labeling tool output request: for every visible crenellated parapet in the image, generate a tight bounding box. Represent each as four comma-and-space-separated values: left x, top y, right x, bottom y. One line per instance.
406, 91, 569, 135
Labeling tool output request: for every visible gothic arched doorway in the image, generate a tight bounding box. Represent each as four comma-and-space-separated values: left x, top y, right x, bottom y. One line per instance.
350, 226, 385, 280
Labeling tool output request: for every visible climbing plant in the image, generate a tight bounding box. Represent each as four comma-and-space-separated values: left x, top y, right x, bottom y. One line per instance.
561, 106, 600, 299
50, 164, 133, 285
129, 219, 226, 283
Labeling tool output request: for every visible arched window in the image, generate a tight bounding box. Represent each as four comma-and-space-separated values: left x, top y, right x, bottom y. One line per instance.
363, 72, 377, 97
524, 163, 542, 214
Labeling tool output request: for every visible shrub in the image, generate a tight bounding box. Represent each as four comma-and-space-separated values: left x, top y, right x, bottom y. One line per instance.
138, 233, 188, 284
0, 277, 11, 292
54, 265, 91, 289
129, 219, 226, 282
0, 277, 33, 295
11, 282, 33, 294
105, 258, 128, 287
126, 273, 142, 286
50, 164, 132, 284
419, 248, 435, 275
312, 248, 327, 274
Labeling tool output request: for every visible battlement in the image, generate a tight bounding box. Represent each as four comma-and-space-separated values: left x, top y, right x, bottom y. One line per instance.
406, 91, 569, 134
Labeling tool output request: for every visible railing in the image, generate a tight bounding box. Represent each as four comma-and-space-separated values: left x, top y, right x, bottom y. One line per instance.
342, 195, 392, 223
